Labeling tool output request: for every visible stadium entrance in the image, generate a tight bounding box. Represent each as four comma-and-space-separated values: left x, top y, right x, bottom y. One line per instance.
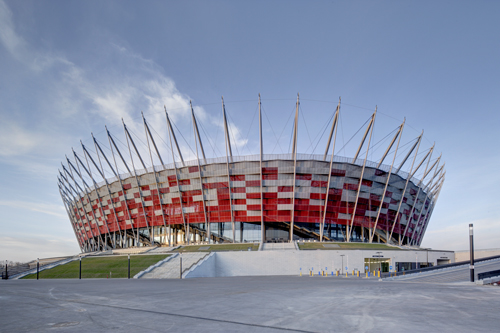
365, 258, 391, 273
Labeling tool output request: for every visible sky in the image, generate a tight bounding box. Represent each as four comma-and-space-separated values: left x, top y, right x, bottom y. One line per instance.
1, 0, 499, 262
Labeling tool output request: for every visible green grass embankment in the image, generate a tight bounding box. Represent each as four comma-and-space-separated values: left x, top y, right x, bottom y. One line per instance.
298, 242, 400, 250
22, 254, 169, 279
175, 243, 259, 252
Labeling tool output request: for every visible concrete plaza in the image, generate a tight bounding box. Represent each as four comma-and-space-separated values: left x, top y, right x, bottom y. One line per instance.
1, 276, 499, 332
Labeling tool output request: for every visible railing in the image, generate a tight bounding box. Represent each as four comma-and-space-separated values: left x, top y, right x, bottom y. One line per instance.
478, 269, 500, 281
381, 254, 500, 279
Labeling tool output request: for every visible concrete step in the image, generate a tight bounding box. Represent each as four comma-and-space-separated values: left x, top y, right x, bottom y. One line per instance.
262, 242, 296, 251
141, 252, 208, 279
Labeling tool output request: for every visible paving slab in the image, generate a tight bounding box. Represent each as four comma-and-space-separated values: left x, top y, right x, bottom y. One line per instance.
1, 276, 500, 332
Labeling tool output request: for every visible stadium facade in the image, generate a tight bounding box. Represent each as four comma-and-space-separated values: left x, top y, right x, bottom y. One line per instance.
58, 96, 445, 253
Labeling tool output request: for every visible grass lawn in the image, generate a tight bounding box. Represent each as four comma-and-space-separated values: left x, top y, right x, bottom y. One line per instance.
175, 243, 259, 252
298, 242, 401, 250
22, 254, 169, 279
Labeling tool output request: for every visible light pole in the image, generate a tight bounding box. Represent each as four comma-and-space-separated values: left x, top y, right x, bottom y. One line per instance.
469, 224, 474, 282
376, 251, 382, 272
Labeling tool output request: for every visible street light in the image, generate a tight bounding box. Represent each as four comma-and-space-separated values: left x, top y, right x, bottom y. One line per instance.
469, 224, 474, 282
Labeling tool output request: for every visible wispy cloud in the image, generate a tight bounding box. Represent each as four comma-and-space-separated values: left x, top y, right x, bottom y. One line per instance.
0, 235, 80, 263
421, 217, 500, 251
0, 200, 67, 219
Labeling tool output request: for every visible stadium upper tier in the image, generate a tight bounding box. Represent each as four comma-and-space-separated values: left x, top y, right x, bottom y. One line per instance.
58, 96, 445, 253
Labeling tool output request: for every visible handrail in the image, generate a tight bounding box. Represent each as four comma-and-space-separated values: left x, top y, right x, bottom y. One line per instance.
381, 254, 500, 279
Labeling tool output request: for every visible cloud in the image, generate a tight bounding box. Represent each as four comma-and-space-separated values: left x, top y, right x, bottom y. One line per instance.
421, 217, 500, 251
0, 0, 57, 71
0, 200, 67, 219
0, 0, 26, 59
0, 235, 80, 263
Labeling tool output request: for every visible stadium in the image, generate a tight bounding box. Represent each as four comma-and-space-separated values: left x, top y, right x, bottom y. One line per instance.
58, 96, 445, 253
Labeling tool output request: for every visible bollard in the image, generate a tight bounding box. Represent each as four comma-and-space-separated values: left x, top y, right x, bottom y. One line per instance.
368, 271, 370, 277
378, 271, 380, 278
352, 270, 354, 276
345, 272, 347, 278
336, 270, 339, 277
180, 254, 183, 279
366, 272, 368, 278
357, 271, 359, 277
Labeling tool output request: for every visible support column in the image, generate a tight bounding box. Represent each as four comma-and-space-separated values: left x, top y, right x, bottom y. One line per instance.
92, 135, 125, 248
59, 186, 85, 252
165, 107, 188, 244
106, 127, 137, 245
321, 98, 340, 242
259, 94, 265, 243
190, 102, 210, 243
388, 133, 423, 244
78, 145, 115, 248
370, 120, 404, 243
142, 113, 169, 246
348, 109, 377, 241
222, 97, 235, 242
123, 121, 153, 246
59, 173, 94, 251
290, 93, 299, 242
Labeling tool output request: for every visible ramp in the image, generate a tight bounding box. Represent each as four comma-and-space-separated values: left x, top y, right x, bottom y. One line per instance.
385, 257, 500, 283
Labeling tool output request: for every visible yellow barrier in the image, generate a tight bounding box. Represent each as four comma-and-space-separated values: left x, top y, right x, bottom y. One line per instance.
365, 272, 368, 278
378, 271, 380, 278
336, 271, 339, 276
345, 272, 348, 277
357, 271, 360, 277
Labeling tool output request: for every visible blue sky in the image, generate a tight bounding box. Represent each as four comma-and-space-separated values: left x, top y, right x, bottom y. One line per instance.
1, 0, 499, 262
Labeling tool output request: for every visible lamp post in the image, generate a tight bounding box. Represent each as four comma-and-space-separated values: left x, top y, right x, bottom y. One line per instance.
469, 224, 474, 282
79, 256, 82, 280
180, 252, 183, 279
36, 258, 39, 280
128, 254, 131, 279
340, 255, 345, 275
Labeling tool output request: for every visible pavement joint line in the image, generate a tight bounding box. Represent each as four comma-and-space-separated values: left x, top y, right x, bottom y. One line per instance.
56, 298, 315, 333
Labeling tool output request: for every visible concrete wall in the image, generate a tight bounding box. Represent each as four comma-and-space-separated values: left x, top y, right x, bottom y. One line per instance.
185, 249, 455, 278
455, 248, 500, 262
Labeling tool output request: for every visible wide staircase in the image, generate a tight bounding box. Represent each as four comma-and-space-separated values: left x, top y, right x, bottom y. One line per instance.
262, 242, 296, 251
140, 252, 208, 279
